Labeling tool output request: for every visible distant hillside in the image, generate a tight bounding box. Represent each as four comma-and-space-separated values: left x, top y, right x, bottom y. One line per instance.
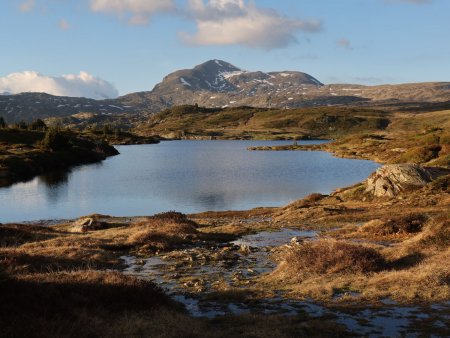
1, 59, 450, 123
135, 105, 392, 140
0, 92, 136, 123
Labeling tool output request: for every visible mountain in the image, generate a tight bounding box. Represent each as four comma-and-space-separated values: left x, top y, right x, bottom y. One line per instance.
1, 59, 450, 123
119, 60, 450, 111
119, 59, 328, 111
152, 59, 322, 94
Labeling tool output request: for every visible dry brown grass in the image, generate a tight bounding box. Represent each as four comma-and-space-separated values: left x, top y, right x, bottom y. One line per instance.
280, 240, 386, 277
401, 216, 450, 250
0, 223, 57, 247
359, 213, 427, 236
0, 270, 177, 338
283, 193, 326, 209
127, 212, 201, 252
0, 218, 350, 338
265, 213, 449, 303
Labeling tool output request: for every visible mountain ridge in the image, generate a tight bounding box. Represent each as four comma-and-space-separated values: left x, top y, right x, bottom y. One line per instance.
1, 59, 450, 123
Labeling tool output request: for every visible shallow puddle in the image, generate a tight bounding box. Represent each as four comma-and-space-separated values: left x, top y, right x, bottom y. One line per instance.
121, 228, 449, 336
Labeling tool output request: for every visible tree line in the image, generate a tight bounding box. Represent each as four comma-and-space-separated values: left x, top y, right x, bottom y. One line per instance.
0, 116, 47, 131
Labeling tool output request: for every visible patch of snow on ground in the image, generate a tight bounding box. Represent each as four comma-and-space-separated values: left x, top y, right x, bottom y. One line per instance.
109, 105, 124, 110
221, 71, 246, 79
180, 78, 192, 87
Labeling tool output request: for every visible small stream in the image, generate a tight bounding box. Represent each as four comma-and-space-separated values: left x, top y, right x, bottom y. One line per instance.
122, 228, 450, 337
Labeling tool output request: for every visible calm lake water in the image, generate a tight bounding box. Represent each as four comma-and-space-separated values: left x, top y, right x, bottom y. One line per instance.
0, 140, 379, 223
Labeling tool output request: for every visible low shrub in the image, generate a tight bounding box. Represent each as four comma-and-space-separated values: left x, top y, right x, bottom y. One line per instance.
288, 193, 326, 209
418, 217, 450, 248
151, 211, 193, 222
360, 214, 427, 236
395, 145, 441, 164
129, 213, 199, 251
283, 240, 386, 275
0, 224, 55, 247
429, 174, 450, 192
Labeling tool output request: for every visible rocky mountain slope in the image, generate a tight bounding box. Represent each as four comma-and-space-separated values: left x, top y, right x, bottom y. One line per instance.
1, 60, 450, 123
0, 92, 133, 123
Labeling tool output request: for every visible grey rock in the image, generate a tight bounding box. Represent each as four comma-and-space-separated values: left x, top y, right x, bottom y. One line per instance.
70, 217, 105, 232
365, 164, 444, 198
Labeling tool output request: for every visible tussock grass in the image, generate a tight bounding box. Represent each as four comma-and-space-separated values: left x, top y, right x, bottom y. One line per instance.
281, 240, 386, 276
128, 213, 199, 251
0, 223, 56, 247
429, 174, 450, 192
0, 270, 176, 338
267, 212, 449, 303
403, 216, 450, 249
284, 193, 326, 209
359, 214, 427, 236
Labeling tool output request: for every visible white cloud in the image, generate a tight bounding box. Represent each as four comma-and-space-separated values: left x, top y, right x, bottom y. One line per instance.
0, 71, 118, 99
19, 0, 35, 12
89, 0, 175, 25
179, 0, 322, 49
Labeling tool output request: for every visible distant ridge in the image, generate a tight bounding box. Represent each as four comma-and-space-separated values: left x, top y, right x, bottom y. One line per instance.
1, 59, 450, 122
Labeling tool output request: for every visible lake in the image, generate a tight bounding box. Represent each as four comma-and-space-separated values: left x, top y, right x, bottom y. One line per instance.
0, 140, 379, 223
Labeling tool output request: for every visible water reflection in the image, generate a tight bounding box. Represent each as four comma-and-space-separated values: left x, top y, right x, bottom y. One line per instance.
38, 170, 70, 205
0, 140, 379, 222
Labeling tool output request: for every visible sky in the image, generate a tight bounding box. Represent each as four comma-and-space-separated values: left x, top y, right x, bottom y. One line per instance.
0, 0, 449, 98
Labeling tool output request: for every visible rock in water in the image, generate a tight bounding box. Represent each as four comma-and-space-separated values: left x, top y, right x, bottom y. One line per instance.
365, 164, 434, 198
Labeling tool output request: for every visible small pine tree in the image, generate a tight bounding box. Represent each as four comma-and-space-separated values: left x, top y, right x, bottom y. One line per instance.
0, 116, 6, 129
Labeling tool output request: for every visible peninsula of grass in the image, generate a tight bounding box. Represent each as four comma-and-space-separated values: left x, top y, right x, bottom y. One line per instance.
0, 126, 119, 187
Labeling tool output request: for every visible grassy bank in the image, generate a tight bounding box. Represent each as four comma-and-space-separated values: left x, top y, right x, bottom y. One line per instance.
0, 128, 119, 187
248, 109, 450, 167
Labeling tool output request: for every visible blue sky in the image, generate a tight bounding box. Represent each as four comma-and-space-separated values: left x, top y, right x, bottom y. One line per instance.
0, 0, 449, 97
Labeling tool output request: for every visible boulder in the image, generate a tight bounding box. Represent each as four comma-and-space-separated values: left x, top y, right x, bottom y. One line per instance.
365, 164, 439, 198
69, 217, 106, 233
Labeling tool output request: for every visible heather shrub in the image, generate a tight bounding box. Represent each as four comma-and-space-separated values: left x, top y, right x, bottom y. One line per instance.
360, 214, 427, 236
283, 240, 386, 275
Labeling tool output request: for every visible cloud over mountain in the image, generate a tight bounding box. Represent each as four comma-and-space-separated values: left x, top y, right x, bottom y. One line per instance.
0, 71, 118, 99
180, 0, 322, 49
